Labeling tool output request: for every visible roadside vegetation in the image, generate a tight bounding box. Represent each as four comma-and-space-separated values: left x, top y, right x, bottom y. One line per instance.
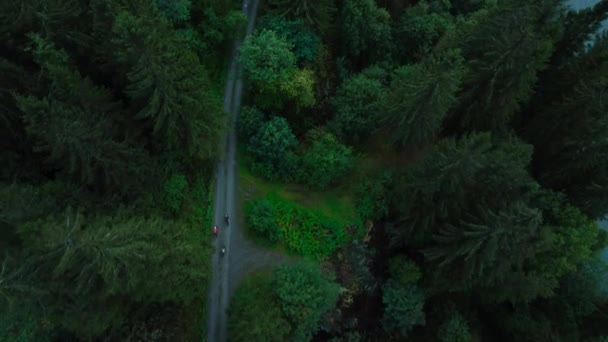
230, 0, 608, 341
0, 0, 243, 340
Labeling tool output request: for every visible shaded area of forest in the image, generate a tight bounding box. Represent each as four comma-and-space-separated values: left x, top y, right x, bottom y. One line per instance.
0, 0, 244, 340
227, 0, 608, 341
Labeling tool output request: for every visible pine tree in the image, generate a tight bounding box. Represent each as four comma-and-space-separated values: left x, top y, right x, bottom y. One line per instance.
424, 202, 546, 301
111, 6, 223, 159
15, 35, 149, 190
390, 132, 538, 247
265, 0, 337, 34
17, 208, 210, 338
451, 0, 558, 131
381, 49, 465, 147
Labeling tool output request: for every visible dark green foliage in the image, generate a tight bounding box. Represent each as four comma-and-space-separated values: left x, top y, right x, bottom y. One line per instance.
272, 262, 340, 341
341, 0, 392, 63
394, 1, 455, 62
437, 312, 472, 342
239, 29, 296, 90
0, 304, 52, 342
247, 116, 299, 180
163, 173, 188, 215
228, 273, 291, 342
391, 132, 537, 246
425, 191, 597, 303
381, 49, 465, 146
246, 198, 279, 242
257, 15, 321, 63
453, 0, 558, 131
329, 68, 386, 143
424, 202, 546, 302
16, 35, 150, 190
237, 106, 266, 144
300, 130, 354, 189
526, 49, 608, 218
153, 0, 191, 23
355, 171, 393, 221
265, 0, 337, 34
388, 255, 421, 285
382, 280, 426, 336
16, 208, 210, 338
112, 7, 223, 159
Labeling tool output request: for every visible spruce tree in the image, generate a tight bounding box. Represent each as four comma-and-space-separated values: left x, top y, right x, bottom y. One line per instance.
265, 0, 337, 34
112, 6, 223, 159
17, 208, 210, 338
526, 49, 608, 218
15, 35, 149, 190
451, 0, 558, 131
390, 132, 538, 247
381, 49, 465, 147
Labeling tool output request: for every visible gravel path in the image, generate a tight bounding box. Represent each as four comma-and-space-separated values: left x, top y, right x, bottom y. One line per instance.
206, 1, 292, 341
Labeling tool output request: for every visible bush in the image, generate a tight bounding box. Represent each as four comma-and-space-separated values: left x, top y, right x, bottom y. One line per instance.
355, 171, 393, 221
257, 15, 321, 64
246, 195, 351, 258
238, 106, 266, 144
438, 312, 472, 342
272, 262, 340, 341
163, 174, 188, 215
228, 273, 290, 342
246, 199, 280, 242
300, 131, 354, 189
388, 255, 421, 285
247, 117, 299, 180
382, 280, 426, 337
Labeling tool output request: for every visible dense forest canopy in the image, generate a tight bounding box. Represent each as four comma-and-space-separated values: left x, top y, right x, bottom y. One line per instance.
2, 0, 608, 341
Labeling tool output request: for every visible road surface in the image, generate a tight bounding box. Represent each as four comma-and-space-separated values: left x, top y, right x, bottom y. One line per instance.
206, 1, 291, 341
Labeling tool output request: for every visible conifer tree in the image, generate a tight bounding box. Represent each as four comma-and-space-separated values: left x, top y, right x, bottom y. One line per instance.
17, 208, 210, 338
15, 35, 149, 189
452, 0, 558, 131
340, 0, 392, 64
265, 0, 337, 34
112, 6, 223, 159
390, 132, 538, 247
526, 47, 608, 218
381, 49, 464, 147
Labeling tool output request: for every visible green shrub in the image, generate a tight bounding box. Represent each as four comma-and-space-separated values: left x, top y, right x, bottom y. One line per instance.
388, 255, 421, 285
272, 262, 340, 341
382, 280, 426, 337
238, 106, 266, 144
246, 199, 280, 242
153, 0, 191, 23
247, 117, 299, 180
437, 312, 472, 342
246, 194, 352, 258
257, 15, 321, 63
163, 174, 188, 215
300, 131, 354, 189
228, 273, 290, 342
355, 171, 393, 221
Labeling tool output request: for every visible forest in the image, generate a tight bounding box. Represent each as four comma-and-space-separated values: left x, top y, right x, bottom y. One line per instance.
2, 0, 608, 341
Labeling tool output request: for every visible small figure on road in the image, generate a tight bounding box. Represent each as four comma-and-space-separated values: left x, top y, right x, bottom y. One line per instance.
221, 246, 226, 256
225, 213, 230, 225
213, 225, 218, 236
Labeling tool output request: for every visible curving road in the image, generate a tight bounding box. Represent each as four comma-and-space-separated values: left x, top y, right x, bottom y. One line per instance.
206, 1, 291, 341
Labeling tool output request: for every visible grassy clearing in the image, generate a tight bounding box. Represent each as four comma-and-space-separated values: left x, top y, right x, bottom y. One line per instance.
238, 151, 359, 228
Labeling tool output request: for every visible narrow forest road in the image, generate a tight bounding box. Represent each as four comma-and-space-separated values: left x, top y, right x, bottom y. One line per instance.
206, 1, 291, 341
